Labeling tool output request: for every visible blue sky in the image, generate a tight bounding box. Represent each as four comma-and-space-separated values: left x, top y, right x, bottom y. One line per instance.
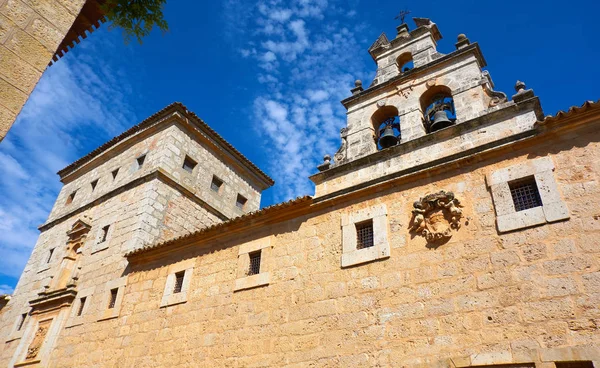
0, 0, 599, 292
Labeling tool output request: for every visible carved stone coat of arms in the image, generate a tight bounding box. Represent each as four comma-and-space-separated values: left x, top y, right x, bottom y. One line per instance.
409, 190, 463, 242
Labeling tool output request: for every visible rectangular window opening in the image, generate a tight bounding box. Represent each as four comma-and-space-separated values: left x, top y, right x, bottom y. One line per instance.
65, 190, 77, 205
136, 154, 146, 168
182, 156, 197, 173
247, 250, 261, 276
99, 225, 110, 243
211, 176, 223, 193
47, 248, 55, 264
108, 288, 118, 309
91, 179, 99, 192
17, 313, 27, 331
236, 194, 247, 209
509, 176, 542, 212
555, 362, 595, 368
77, 297, 86, 316
356, 219, 374, 250
173, 271, 185, 294
112, 168, 119, 180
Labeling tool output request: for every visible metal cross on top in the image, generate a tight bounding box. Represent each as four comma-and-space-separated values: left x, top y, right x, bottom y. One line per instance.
395, 9, 411, 24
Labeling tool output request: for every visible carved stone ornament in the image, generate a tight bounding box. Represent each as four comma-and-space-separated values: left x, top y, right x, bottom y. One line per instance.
409, 190, 463, 242
26, 320, 51, 360
377, 99, 386, 108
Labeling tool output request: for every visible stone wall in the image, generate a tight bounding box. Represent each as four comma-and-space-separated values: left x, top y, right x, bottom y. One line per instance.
23, 118, 599, 367
0, 0, 86, 141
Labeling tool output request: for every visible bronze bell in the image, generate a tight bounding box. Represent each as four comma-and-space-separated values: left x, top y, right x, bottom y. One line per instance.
429, 110, 454, 132
378, 125, 399, 149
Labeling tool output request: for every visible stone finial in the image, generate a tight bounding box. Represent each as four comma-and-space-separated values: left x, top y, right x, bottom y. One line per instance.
512, 80, 535, 103
455, 33, 470, 49
396, 23, 410, 38
317, 154, 332, 172
351, 80, 364, 95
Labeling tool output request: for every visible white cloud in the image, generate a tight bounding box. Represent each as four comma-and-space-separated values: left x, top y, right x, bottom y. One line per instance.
0, 284, 14, 295
0, 32, 136, 280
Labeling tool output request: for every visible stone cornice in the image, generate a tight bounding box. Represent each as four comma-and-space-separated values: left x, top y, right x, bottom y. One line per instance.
39, 168, 229, 233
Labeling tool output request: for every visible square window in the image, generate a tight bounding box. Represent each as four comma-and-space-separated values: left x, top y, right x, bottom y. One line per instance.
91, 179, 99, 191
182, 156, 197, 173
236, 194, 247, 209
247, 250, 261, 276
136, 154, 146, 168
355, 220, 374, 250
16, 313, 26, 331
211, 176, 223, 193
99, 225, 110, 243
77, 297, 86, 316
173, 271, 185, 294
108, 288, 118, 309
112, 168, 119, 180
46, 248, 54, 264
65, 190, 77, 205
509, 176, 542, 212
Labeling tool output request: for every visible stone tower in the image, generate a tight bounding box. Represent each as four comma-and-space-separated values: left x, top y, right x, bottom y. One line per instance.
312, 18, 542, 200
0, 102, 273, 366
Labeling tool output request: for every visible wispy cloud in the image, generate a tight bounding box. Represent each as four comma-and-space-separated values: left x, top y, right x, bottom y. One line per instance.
226, 0, 370, 201
0, 32, 137, 280
0, 284, 14, 295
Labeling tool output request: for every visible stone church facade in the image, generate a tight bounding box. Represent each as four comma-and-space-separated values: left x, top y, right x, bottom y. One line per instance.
1, 18, 599, 368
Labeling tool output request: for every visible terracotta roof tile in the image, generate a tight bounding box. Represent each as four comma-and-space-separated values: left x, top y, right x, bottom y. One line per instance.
537, 99, 600, 125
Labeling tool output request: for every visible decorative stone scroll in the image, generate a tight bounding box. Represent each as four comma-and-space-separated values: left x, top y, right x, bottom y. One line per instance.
409, 190, 463, 242
25, 319, 51, 360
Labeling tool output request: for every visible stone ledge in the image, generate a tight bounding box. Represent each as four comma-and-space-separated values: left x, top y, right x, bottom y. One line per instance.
234, 272, 270, 292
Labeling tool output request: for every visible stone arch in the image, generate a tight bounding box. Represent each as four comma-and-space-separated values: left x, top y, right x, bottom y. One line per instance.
419, 85, 456, 133
396, 52, 413, 73
371, 105, 400, 150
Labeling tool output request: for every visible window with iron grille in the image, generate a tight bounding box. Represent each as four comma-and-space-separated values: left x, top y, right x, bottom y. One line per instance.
248, 251, 261, 276
356, 220, 374, 249
108, 288, 118, 309
236, 194, 247, 209
65, 190, 76, 205
112, 168, 119, 180
77, 297, 86, 316
555, 362, 595, 368
91, 179, 99, 191
16, 313, 26, 331
99, 225, 110, 243
182, 155, 197, 173
211, 176, 223, 193
47, 248, 54, 263
173, 271, 185, 294
509, 176, 542, 212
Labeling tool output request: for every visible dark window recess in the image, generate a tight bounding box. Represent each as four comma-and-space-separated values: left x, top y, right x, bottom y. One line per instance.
136, 155, 146, 168
99, 225, 110, 243
17, 313, 27, 331
173, 271, 185, 294
236, 194, 247, 209
247, 251, 261, 276
47, 248, 55, 263
182, 156, 197, 173
356, 220, 374, 250
509, 176, 542, 212
211, 176, 223, 192
65, 190, 76, 205
91, 179, 98, 191
112, 168, 119, 180
555, 362, 595, 368
77, 297, 87, 316
108, 288, 118, 309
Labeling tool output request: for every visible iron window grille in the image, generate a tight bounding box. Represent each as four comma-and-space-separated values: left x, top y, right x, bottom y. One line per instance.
356, 220, 374, 250
77, 297, 86, 316
509, 176, 542, 212
182, 156, 197, 173
211, 176, 223, 192
17, 313, 26, 331
91, 179, 98, 191
247, 251, 261, 276
136, 154, 146, 168
112, 168, 119, 180
108, 288, 118, 309
236, 194, 247, 209
99, 225, 110, 243
173, 271, 185, 294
